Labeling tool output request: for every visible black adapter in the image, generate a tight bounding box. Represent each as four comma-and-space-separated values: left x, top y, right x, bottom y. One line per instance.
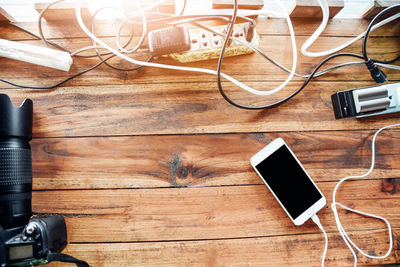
147, 26, 191, 56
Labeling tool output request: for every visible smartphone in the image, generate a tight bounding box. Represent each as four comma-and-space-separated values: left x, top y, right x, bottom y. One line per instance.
250, 138, 326, 226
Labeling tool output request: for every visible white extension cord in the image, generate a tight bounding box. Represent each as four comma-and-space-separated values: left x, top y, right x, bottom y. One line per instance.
312, 123, 399, 267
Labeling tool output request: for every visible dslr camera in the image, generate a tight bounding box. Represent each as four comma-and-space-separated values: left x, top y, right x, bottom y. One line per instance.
0, 94, 88, 267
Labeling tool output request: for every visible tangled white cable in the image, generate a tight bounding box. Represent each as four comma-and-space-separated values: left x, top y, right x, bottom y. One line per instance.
331, 123, 399, 266
75, 0, 297, 96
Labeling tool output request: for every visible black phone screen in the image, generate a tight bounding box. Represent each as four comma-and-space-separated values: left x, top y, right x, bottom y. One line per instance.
254, 145, 322, 219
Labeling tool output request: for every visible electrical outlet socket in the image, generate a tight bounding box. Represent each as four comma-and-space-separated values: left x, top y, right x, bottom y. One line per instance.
169, 23, 259, 63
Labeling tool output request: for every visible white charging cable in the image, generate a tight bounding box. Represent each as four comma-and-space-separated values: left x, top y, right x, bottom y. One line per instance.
75, 0, 297, 96
301, 0, 400, 57
331, 123, 399, 266
311, 214, 328, 267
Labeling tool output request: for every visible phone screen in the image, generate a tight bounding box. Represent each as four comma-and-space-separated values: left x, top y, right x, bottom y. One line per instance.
254, 145, 322, 220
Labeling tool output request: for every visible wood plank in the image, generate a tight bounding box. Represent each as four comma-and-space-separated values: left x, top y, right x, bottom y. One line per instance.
362, 0, 400, 19
1, 18, 399, 42
2, 81, 400, 137
0, 18, 398, 267
30, 131, 400, 190
0, 35, 398, 88
48, 229, 399, 266
32, 181, 400, 242
212, 0, 264, 10
290, 0, 344, 18
0, 7, 14, 22
34, 1, 91, 22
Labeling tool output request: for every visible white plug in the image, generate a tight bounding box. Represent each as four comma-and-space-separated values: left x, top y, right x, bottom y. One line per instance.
0, 38, 73, 72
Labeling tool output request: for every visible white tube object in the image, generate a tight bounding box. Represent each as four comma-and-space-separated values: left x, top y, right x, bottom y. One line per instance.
0, 38, 73, 72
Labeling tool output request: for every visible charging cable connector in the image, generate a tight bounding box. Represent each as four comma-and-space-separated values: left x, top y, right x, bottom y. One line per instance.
365, 59, 387, 83
311, 214, 328, 267
330, 123, 398, 267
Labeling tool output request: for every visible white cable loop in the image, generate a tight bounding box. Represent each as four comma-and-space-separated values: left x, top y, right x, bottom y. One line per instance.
116, 3, 147, 54
301, 0, 400, 57
331, 123, 400, 267
75, 0, 297, 96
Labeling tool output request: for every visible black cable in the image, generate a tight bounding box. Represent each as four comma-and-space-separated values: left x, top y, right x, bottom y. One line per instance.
0, 10, 250, 89
35, 0, 117, 59
0, 56, 109, 90
217, 53, 365, 110
362, 5, 400, 60
0, 4, 153, 89
46, 252, 90, 267
11, 12, 125, 59
373, 55, 400, 65
362, 5, 399, 83
2, 3, 398, 91
9, 22, 71, 53
215, 0, 400, 110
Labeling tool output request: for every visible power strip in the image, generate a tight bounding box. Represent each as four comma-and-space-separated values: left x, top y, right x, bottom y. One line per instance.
169, 23, 259, 63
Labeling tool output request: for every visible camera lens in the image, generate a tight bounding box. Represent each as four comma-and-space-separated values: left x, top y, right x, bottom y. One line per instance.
0, 94, 33, 229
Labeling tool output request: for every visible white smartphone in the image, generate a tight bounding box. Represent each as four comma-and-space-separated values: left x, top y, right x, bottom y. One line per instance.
250, 138, 326, 226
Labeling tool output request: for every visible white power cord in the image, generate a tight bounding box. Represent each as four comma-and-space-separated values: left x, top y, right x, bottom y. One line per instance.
331, 123, 399, 266
301, 0, 400, 57
311, 123, 399, 267
75, 0, 297, 96
311, 214, 328, 267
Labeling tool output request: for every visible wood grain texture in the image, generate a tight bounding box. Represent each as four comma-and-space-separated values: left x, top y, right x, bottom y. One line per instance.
31, 131, 400, 189
32, 181, 400, 242
0, 7, 14, 22
48, 229, 399, 267
2, 19, 399, 41
0, 36, 398, 88
290, 0, 344, 18
1, 17, 399, 267
212, 0, 265, 10
2, 81, 400, 137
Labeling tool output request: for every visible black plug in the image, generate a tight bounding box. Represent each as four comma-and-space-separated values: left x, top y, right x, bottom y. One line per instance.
365, 59, 387, 83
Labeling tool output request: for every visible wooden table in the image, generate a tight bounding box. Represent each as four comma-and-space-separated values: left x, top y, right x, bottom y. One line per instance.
1, 16, 399, 266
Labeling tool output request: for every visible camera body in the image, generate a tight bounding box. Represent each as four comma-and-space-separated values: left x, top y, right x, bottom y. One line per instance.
0, 216, 67, 266
0, 94, 68, 267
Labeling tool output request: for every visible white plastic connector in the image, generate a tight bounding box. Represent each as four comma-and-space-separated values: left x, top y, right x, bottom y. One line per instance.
0, 38, 73, 72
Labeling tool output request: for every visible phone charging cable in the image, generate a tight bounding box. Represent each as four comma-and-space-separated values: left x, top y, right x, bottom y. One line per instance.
311, 214, 328, 267
311, 123, 400, 267
331, 123, 399, 266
